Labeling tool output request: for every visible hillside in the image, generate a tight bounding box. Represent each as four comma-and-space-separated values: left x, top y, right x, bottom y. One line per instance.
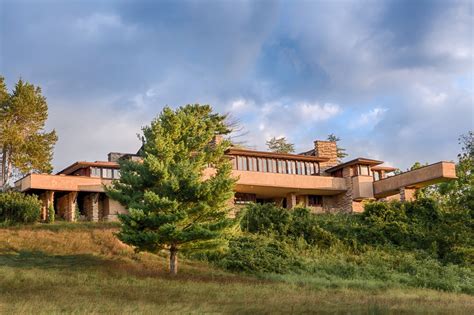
0, 223, 473, 314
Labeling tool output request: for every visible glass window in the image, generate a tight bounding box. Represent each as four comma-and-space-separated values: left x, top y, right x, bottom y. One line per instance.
278, 160, 286, 174
373, 171, 380, 181
306, 162, 315, 175
238, 156, 248, 171
288, 161, 296, 174
258, 158, 267, 172
90, 167, 101, 177
269, 159, 277, 173
359, 165, 370, 176
102, 168, 113, 178
234, 193, 256, 205
249, 157, 257, 171
113, 169, 121, 179
308, 195, 322, 206
314, 163, 320, 175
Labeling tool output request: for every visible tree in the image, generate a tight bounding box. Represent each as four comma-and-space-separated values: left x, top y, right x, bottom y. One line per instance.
0, 77, 58, 190
327, 134, 348, 161
438, 131, 474, 214
106, 104, 237, 275
266, 137, 294, 153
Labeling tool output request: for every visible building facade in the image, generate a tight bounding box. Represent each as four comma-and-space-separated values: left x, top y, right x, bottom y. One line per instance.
14, 139, 457, 222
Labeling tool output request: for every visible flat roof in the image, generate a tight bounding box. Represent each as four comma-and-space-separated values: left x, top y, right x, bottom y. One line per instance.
325, 158, 384, 173
225, 148, 330, 162
371, 165, 397, 172
57, 161, 119, 175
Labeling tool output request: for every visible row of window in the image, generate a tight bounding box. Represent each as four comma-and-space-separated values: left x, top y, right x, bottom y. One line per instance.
90, 167, 121, 179
234, 193, 323, 207
233, 156, 320, 175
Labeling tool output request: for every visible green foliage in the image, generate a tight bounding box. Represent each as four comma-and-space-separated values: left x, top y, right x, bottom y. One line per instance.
240, 203, 291, 235
204, 199, 473, 293
0, 76, 58, 188
106, 104, 237, 274
220, 235, 299, 273
266, 137, 294, 153
47, 204, 55, 223
327, 133, 348, 161
0, 192, 41, 224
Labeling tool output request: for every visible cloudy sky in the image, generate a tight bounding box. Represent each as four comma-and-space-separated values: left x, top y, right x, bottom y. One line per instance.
1, 0, 472, 171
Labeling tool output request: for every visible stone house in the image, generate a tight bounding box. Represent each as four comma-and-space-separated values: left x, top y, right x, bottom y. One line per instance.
14, 139, 456, 221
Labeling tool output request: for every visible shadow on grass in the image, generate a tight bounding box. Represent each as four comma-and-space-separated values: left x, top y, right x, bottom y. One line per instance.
0, 250, 106, 270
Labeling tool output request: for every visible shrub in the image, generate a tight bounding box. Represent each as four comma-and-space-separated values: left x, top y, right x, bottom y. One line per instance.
241, 203, 291, 235
0, 192, 41, 225
47, 204, 55, 223
220, 235, 298, 274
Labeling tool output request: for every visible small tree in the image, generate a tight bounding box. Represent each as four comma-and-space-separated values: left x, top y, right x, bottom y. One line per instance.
0, 76, 58, 190
266, 137, 294, 153
107, 104, 237, 275
327, 134, 348, 161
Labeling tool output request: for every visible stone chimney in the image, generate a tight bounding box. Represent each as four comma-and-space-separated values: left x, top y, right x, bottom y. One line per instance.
210, 135, 223, 148
314, 140, 338, 170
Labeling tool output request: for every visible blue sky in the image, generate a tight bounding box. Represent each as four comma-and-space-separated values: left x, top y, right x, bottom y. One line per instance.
1, 0, 472, 171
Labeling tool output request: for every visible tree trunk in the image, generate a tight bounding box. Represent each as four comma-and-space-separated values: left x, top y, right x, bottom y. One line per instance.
169, 245, 178, 275
0, 148, 7, 191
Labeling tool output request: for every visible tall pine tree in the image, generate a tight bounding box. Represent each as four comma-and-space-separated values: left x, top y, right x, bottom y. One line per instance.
0, 77, 57, 189
106, 104, 237, 275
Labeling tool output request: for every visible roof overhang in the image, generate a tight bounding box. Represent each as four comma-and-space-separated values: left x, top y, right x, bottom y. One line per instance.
57, 161, 119, 175
225, 148, 330, 162
325, 158, 384, 173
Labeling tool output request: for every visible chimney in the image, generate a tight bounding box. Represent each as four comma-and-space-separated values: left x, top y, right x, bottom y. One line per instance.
210, 135, 223, 147
314, 140, 338, 170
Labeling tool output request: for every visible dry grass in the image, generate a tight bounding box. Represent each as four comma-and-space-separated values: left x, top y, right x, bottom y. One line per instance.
0, 223, 473, 314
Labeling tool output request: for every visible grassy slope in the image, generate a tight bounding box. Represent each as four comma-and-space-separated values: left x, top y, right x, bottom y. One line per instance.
0, 223, 473, 314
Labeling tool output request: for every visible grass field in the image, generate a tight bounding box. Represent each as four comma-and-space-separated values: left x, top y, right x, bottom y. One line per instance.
0, 223, 473, 314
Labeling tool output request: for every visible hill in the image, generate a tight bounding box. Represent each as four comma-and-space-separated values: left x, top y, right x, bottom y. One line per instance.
0, 223, 473, 314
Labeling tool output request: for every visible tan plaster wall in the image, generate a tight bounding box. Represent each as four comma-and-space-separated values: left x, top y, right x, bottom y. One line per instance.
373, 161, 456, 198
352, 175, 375, 200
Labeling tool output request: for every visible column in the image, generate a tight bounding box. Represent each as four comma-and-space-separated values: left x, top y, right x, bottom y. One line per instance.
399, 187, 415, 202
286, 193, 297, 209
85, 193, 100, 222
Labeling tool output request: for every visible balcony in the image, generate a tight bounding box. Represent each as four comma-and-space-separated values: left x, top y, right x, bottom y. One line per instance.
229, 170, 346, 198
15, 174, 107, 193
373, 161, 457, 198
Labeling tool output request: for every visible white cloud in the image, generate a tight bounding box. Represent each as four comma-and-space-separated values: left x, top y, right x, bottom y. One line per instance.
75, 13, 135, 38
350, 107, 387, 129
299, 102, 341, 121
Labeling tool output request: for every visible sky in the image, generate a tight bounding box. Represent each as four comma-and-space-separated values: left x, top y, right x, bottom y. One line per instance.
0, 0, 473, 171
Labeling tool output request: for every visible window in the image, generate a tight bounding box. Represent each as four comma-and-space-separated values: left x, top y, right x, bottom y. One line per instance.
258, 158, 267, 172
113, 169, 121, 179
91, 167, 101, 177
306, 162, 315, 175
359, 165, 370, 176
288, 160, 296, 174
277, 160, 286, 174
248, 157, 257, 171
102, 168, 113, 178
373, 171, 380, 181
268, 159, 277, 173
237, 156, 247, 171
296, 161, 302, 175
234, 193, 256, 205
308, 195, 322, 207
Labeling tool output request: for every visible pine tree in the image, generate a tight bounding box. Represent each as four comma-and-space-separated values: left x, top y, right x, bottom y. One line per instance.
327, 134, 348, 162
0, 77, 57, 189
106, 104, 237, 275
266, 137, 294, 153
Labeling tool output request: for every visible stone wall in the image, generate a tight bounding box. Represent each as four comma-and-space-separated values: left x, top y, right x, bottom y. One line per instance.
314, 140, 338, 172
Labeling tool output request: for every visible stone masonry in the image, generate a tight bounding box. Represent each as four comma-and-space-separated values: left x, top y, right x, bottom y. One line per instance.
314, 140, 338, 172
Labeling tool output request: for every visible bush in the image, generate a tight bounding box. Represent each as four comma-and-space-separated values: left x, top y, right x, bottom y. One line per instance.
220, 235, 299, 274
0, 192, 42, 225
47, 204, 55, 223
241, 203, 291, 235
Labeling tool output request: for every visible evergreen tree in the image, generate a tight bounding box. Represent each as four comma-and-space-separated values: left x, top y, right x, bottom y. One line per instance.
0, 77, 57, 190
327, 134, 348, 161
266, 137, 294, 153
106, 104, 237, 275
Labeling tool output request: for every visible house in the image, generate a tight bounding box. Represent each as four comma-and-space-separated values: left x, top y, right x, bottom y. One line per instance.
14, 139, 457, 221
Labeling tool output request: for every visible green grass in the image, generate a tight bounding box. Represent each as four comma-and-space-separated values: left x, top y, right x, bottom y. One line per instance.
0, 223, 473, 314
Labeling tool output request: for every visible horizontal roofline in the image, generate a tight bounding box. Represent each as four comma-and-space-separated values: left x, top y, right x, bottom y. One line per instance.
57, 161, 119, 175
225, 148, 330, 162
325, 158, 384, 173
371, 165, 397, 172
